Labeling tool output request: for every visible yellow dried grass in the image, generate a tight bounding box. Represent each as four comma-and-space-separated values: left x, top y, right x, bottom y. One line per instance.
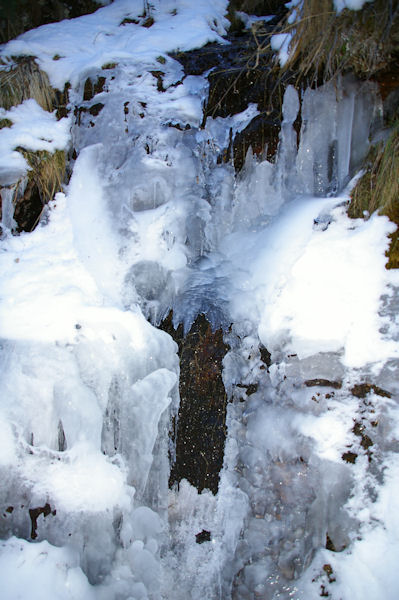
20, 148, 66, 206
349, 123, 399, 268
0, 57, 55, 111
281, 0, 399, 82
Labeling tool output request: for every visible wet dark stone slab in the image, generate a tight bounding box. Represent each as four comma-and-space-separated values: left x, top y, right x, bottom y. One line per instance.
171, 25, 298, 169
161, 312, 229, 494
304, 379, 343, 389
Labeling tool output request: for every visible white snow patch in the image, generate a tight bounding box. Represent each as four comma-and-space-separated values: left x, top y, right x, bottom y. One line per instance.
1, 0, 230, 90
0, 538, 96, 600
0, 99, 70, 185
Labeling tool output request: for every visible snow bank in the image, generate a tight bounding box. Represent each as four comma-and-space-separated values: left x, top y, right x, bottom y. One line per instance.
1, 0, 230, 90
0, 538, 96, 600
0, 99, 70, 185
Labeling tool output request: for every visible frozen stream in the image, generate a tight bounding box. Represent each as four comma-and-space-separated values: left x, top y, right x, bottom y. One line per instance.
0, 2, 399, 599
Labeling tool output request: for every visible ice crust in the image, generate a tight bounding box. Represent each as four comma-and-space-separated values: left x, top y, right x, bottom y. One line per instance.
0, 1, 398, 599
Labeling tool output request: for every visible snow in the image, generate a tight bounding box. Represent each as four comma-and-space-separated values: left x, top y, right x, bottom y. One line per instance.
0, 99, 70, 185
334, 0, 374, 12
258, 204, 397, 367
27, 442, 131, 513
0, 538, 96, 600
270, 32, 292, 67
0, 1, 398, 599
235, 12, 275, 29
1, 0, 230, 90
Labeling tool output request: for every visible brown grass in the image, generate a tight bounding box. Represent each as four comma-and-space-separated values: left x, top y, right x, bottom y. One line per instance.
20, 149, 66, 206
0, 57, 55, 111
280, 0, 399, 83
348, 123, 399, 268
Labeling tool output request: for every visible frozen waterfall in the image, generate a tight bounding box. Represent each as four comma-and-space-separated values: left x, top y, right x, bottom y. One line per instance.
0, 2, 398, 600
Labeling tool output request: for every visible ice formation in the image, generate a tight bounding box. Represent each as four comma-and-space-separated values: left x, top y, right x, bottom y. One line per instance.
0, 1, 398, 599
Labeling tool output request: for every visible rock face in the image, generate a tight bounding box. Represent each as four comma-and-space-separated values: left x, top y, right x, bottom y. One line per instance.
172, 23, 295, 172
0, 0, 100, 42
162, 313, 229, 494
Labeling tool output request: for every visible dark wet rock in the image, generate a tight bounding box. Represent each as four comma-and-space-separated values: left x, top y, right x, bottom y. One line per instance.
236, 382, 258, 395
150, 71, 166, 92
83, 76, 106, 101
29, 503, 56, 540
53, 82, 71, 120
227, 0, 287, 20
13, 179, 43, 232
0, 0, 101, 43
233, 112, 281, 168
195, 529, 211, 544
166, 122, 191, 131
74, 106, 87, 126
323, 564, 336, 583
89, 103, 104, 116
350, 383, 391, 398
325, 534, 336, 552
304, 379, 342, 389
161, 312, 229, 494
120, 18, 139, 26
259, 344, 272, 367
360, 434, 373, 451
320, 585, 329, 597
342, 451, 357, 464
352, 421, 373, 460
142, 16, 154, 28
172, 26, 298, 168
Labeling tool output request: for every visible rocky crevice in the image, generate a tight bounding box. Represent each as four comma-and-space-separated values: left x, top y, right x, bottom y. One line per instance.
161, 312, 229, 494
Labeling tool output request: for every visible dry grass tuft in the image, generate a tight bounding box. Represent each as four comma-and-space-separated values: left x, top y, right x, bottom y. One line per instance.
0, 57, 55, 111
0, 118, 12, 129
348, 123, 399, 268
281, 0, 399, 83
20, 149, 66, 207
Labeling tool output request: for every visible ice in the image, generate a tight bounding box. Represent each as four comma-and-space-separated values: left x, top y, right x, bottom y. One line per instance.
1, 2, 399, 599
67, 145, 124, 305
295, 77, 378, 195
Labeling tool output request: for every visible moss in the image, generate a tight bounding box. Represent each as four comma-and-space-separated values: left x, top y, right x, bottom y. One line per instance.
348, 123, 399, 269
